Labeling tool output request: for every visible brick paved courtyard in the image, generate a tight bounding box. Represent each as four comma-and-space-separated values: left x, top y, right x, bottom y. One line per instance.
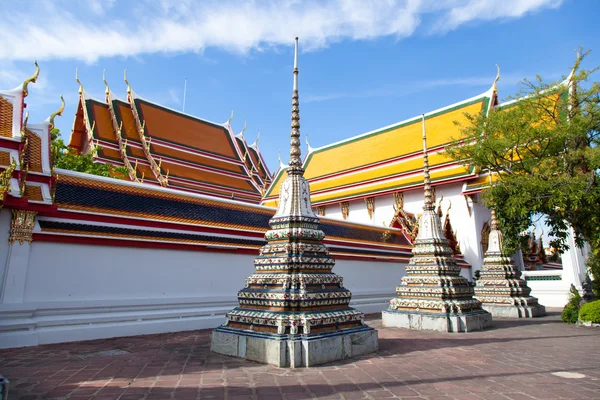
1, 310, 599, 400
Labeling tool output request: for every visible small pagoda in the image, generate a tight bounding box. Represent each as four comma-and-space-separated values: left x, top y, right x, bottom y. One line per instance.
474, 208, 546, 318
382, 115, 492, 332
211, 38, 377, 367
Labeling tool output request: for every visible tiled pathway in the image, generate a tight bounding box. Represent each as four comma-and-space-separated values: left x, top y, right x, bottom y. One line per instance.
1, 311, 599, 399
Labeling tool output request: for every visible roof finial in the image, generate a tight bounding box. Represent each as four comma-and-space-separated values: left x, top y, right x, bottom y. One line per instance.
49, 95, 65, 129
23, 60, 40, 98
421, 114, 434, 210
75, 67, 83, 95
227, 109, 234, 125
288, 37, 303, 175
306, 133, 314, 153
252, 129, 260, 147
124, 69, 131, 100
492, 64, 500, 92
103, 69, 111, 102
240, 121, 246, 137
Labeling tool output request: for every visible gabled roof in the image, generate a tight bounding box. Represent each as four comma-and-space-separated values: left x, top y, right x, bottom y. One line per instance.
69, 72, 272, 204
263, 87, 494, 206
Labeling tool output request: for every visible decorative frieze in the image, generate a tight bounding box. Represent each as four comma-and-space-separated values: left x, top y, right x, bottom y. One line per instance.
9, 209, 37, 245
365, 197, 375, 219
340, 201, 349, 220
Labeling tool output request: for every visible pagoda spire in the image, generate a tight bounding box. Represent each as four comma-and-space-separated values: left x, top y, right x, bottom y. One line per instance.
288, 37, 303, 176
421, 114, 434, 210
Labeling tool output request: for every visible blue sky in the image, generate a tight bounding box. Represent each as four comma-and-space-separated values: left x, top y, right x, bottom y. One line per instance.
1, 0, 598, 173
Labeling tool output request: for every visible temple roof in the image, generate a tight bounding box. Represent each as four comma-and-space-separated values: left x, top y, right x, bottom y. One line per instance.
263, 88, 495, 206
45, 169, 413, 261
68, 73, 272, 204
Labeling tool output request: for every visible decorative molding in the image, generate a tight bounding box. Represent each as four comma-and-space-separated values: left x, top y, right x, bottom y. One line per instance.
481, 221, 490, 254
340, 201, 349, 220
365, 197, 375, 219
0, 159, 17, 206
9, 209, 37, 245
393, 192, 403, 210
317, 205, 326, 216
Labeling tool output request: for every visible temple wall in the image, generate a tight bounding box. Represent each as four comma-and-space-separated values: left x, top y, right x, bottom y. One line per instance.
0, 236, 406, 349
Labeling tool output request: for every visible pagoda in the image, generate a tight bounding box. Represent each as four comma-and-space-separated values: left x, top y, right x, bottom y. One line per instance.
474, 208, 546, 317
382, 115, 492, 332
210, 38, 377, 367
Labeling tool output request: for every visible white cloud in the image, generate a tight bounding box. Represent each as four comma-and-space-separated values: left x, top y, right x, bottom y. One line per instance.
433, 0, 563, 32
0, 0, 562, 63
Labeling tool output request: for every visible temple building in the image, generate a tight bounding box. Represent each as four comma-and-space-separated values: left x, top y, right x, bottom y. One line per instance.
0, 46, 591, 349
263, 76, 503, 279
68, 70, 272, 203
262, 67, 589, 309
0, 61, 410, 349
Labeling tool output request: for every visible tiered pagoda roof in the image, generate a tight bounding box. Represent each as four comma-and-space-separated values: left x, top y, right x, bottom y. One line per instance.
69, 71, 272, 203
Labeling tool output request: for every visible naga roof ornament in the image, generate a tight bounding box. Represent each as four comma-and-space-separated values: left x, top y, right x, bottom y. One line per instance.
22, 60, 39, 97
75, 67, 83, 95
492, 64, 500, 93
48, 96, 65, 130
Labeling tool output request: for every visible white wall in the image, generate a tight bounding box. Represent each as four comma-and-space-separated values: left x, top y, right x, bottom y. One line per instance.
0, 240, 407, 348
325, 183, 490, 280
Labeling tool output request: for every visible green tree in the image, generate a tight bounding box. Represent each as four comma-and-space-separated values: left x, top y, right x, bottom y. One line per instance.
51, 128, 129, 178
447, 50, 600, 286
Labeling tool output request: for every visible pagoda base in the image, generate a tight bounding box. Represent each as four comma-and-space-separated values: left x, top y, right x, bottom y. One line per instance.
481, 303, 546, 318
211, 326, 378, 367
382, 309, 492, 332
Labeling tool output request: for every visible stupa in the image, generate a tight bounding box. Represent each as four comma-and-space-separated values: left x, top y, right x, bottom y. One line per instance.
474, 207, 546, 317
211, 38, 378, 367
382, 115, 492, 332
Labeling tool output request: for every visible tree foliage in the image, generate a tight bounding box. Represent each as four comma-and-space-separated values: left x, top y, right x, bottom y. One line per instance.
447, 50, 600, 262
51, 128, 129, 178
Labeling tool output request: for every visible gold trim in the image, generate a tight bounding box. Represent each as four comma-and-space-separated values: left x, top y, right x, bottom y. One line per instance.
9, 209, 37, 245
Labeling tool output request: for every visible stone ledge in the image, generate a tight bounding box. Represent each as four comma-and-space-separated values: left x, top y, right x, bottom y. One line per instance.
210, 326, 378, 367
481, 303, 546, 318
381, 309, 492, 332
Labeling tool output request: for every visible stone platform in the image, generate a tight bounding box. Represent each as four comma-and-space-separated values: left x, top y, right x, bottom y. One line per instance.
382, 309, 492, 332
211, 326, 378, 367
483, 303, 546, 318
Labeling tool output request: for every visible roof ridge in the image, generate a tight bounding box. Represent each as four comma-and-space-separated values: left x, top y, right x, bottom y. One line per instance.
306, 89, 491, 156
129, 89, 227, 129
